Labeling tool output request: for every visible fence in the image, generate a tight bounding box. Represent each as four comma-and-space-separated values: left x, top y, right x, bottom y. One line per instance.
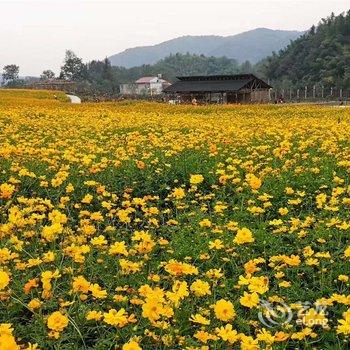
269, 86, 350, 103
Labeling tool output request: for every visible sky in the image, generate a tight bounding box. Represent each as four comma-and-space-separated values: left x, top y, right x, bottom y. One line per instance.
0, 0, 349, 76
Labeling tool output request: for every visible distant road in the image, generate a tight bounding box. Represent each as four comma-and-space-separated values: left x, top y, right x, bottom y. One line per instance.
67, 94, 81, 104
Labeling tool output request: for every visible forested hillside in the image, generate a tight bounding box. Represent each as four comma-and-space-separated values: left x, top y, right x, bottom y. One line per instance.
262, 11, 350, 88
112, 53, 251, 83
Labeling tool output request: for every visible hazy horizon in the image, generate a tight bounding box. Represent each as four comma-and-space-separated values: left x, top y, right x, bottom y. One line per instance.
0, 0, 349, 76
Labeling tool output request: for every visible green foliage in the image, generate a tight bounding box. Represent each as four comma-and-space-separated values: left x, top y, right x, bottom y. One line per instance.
60, 50, 87, 82
2, 64, 20, 83
261, 11, 350, 89
40, 70, 55, 80
85, 58, 119, 96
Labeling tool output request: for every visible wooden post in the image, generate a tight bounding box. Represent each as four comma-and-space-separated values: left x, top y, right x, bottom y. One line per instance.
331, 87, 333, 98
289, 88, 292, 101
297, 89, 300, 100
321, 86, 324, 99
340, 89, 343, 99
305, 86, 308, 99
313, 85, 316, 99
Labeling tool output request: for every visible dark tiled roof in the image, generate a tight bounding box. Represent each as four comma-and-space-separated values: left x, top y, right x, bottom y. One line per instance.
164, 80, 249, 93
164, 74, 271, 93
177, 74, 255, 81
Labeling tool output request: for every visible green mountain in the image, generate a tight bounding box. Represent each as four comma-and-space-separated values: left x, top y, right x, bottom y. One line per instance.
109, 28, 302, 68
262, 11, 350, 88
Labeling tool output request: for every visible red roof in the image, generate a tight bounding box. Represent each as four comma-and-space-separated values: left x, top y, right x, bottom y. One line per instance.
135, 77, 155, 84
135, 76, 169, 84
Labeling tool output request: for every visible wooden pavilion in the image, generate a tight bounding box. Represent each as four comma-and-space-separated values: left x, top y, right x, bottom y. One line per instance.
163, 74, 272, 103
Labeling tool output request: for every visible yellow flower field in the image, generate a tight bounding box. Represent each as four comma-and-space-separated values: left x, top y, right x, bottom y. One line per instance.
0, 89, 349, 349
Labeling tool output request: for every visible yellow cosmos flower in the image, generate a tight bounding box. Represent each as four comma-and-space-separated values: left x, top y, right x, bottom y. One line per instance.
122, 340, 142, 350
164, 259, 198, 276
215, 324, 239, 344
47, 311, 69, 333
0, 183, 16, 199
89, 284, 107, 299
240, 335, 259, 350
190, 280, 211, 297
338, 275, 349, 282
103, 308, 128, 327
209, 239, 224, 250
344, 246, 350, 259
0, 324, 20, 350
0, 270, 10, 290
245, 174, 262, 190
72, 275, 91, 294
172, 187, 185, 199
240, 292, 260, 308
199, 219, 212, 227
233, 227, 255, 245
86, 311, 103, 321
214, 299, 235, 322
337, 309, 350, 335
190, 314, 211, 325
190, 174, 204, 185
278, 207, 289, 215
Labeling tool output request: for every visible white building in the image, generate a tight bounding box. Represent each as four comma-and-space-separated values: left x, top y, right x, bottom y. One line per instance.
120, 75, 171, 96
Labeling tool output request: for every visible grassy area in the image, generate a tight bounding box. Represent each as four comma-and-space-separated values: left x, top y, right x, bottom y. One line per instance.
0, 88, 69, 106
0, 90, 349, 349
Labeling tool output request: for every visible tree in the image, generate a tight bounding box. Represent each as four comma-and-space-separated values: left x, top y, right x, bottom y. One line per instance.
60, 50, 86, 81
110, 53, 241, 84
40, 70, 55, 80
240, 60, 253, 73
3, 64, 19, 83
262, 10, 350, 89
85, 58, 119, 95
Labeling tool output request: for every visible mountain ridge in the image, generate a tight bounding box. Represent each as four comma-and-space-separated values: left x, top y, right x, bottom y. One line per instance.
108, 28, 303, 68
